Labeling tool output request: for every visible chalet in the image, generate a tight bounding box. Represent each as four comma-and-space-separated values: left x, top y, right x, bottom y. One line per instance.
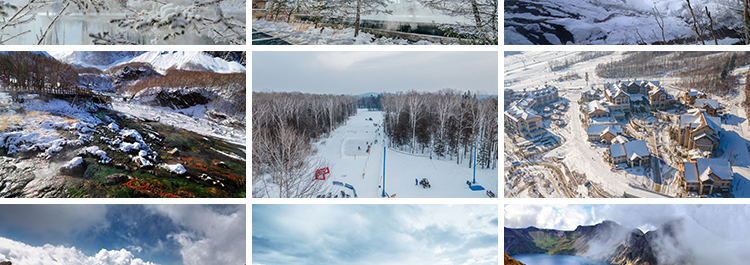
682, 158, 733, 195
505, 105, 545, 138
683, 89, 707, 106
581, 88, 600, 102
648, 85, 673, 110
609, 140, 650, 167
678, 109, 721, 152
693, 98, 724, 117
587, 124, 622, 144
586, 101, 610, 119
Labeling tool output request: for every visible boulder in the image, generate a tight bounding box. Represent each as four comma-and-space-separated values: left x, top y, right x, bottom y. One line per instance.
105, 173, 130, 185
132, 156, 153, 169
167, 148, 180, 157
59, 157, 87, 176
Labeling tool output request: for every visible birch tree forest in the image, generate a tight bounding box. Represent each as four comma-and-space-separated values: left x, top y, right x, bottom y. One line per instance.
252, 92, 358, 198
381, 89, 498, 170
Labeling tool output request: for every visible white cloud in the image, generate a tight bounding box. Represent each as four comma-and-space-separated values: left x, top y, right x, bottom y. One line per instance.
145, 205, 246, 265
0, 236, 157, 265
253, 204, 496, 265
504, 204, 595, 230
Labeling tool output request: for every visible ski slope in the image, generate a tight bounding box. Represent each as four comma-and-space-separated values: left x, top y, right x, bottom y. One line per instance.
314, 109, 497, 198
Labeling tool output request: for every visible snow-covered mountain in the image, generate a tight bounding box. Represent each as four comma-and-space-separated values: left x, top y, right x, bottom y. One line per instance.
122, 51, 246, 75
49, 51, 146, 70
505, 0, 741, 45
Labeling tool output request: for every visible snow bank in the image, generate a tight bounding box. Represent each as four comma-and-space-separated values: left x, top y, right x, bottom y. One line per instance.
62, 157, 84, 170
160, 163, 187, 175
78, 146, 112, 164
253, 19, 442, 45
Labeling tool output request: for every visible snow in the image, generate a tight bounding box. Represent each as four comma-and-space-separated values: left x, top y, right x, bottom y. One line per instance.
161, 163, 186, 175
624, 140, 650, 159
312, 109, 496, 198
123, 51, 246, 75
505, 0, 741, 45
62, 157, 84, 171
78, 146, 112, 164
111, 100, 245, 146
253, 19, 443, 45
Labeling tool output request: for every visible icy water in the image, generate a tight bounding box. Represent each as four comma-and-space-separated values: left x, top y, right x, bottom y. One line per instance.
512, 254, 613, 265
4, 13, 245, 45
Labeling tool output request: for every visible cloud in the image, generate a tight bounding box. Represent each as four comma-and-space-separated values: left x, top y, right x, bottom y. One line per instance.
0, 205, 108, 238
145, 205, 246, 265
0, 236, 157, 265
504, 204, 595, 230
253, 204, 497, 265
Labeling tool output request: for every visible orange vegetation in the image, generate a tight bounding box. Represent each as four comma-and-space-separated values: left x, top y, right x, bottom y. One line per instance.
124, 179, 182, 198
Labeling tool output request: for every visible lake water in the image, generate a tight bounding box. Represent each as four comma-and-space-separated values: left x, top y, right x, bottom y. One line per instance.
3, 13, 245, 45
511, 254, 613, 265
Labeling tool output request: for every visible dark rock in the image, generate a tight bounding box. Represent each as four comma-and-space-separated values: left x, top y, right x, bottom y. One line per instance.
1, 261, 12, 265
214, 161, 229, 169
59, 157, 87, 176
105, 173, 130, 185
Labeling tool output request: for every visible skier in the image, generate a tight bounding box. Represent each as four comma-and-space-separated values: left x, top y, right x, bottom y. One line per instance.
415, 178, 418, 185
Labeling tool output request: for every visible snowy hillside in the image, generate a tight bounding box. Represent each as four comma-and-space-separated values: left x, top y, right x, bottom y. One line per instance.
505, 0, 741, 45
49, 51, 145, 70
123, 51, 246, 75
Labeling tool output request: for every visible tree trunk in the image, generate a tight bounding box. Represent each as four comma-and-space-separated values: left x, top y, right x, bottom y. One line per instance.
471, 0, 481, 26
354, 0, 361, 37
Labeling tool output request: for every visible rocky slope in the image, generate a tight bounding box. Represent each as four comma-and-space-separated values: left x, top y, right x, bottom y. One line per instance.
504, 252, 526, 265
505, 220, 682, 265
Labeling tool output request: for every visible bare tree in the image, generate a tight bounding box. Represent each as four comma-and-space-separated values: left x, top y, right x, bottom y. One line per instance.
405, 90, 425, 153
255, 123, 330, 198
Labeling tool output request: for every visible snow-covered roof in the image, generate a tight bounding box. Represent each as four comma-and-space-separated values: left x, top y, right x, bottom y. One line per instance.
680, 110, 719, 131
612, 135, 629, 145
610, 143, 626, 158
505, 105, 539, 121
694, 98, 723, 110
696, 158, 733, 181
587, 101, 609, 114
629, 93, 645, 101
686, 89, 706, 97
648, 85, 665, 96
623, 140, 649, 159
683, 162, 699, 184
587, 124, 622, 136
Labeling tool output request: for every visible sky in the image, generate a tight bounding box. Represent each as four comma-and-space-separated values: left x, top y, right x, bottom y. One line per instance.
253, 204, 498, 265
504, 204, 750, 237
0, 204, 245, 265
252, 51, 498, 95
505, 204, 750, 264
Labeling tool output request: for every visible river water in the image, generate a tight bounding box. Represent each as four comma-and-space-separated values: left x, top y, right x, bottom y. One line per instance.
511, 254, 613, 265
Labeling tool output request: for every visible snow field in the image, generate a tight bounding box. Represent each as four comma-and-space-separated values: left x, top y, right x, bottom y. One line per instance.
316, 109, 497, 198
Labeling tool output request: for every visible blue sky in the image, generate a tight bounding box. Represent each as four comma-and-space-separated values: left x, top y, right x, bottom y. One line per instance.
253, 204, 498, 265
0, 204, 245, 265
252, 51, 498, 95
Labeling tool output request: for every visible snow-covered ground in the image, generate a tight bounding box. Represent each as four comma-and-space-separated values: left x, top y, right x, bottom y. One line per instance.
252, 19, 442, 45
505, 0, 741, 45
314, 109, 497, 198
505, 51, 750, 198
111, 100, 245, 146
